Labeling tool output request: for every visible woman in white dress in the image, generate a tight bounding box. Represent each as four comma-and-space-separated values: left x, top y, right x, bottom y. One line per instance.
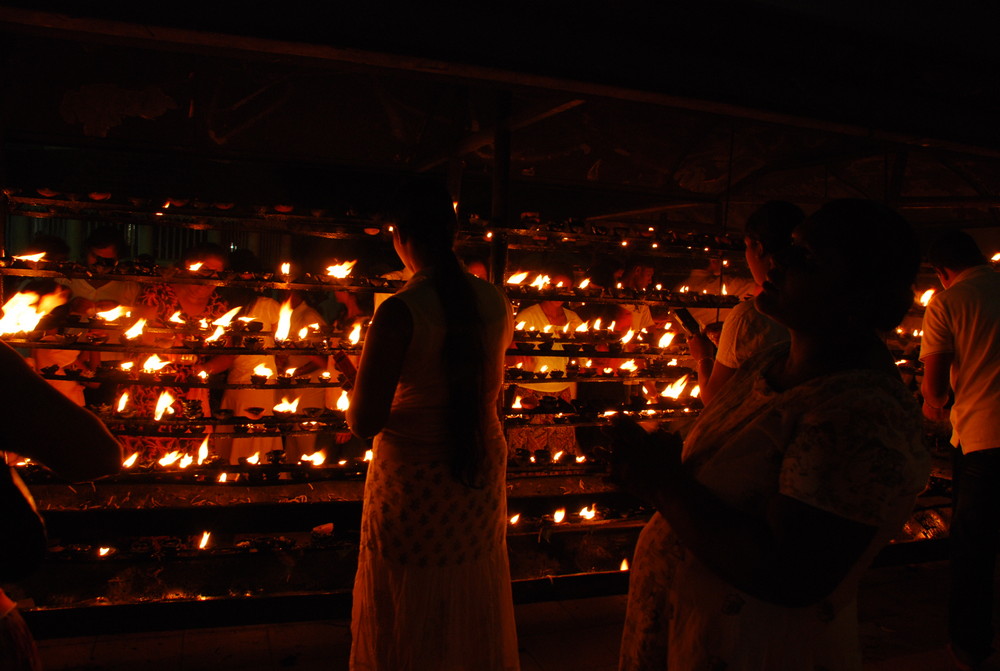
347, 182, 518, 671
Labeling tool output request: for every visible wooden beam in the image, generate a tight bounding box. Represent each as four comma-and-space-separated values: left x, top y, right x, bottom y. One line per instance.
5, 8, 1000, 161
417, 99, 585, 172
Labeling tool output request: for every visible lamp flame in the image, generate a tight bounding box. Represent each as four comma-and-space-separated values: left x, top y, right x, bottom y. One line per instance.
275, 298, 293, 341
253, 363, 273, 378
620, 559, 630, 571
13, 252, 45, 262
197, 437, 209, 465
325, 260, 357, 279
578, 278, 591, 289
919, 289, 935, 307
579, 505, 597, 520
620, 359, 638, 372
301, 451, 326, 466
158, 451, 182, 467
620, 329, 635, 345
116, 392, 129, 413
153, 390, 176, 420
0, 291, 65, 334
212, 306, 243, 327
553, 508, 566, 524
273, 396, 300, 413
660, 375, 690, 399
509, 514, 520, 525
123, 452, 139, 468
658, 331, 676, 348
188, 262, 203, 272
348, 323, 361, 345
336, 390, 350, 412
506, 271, 528, 284
123, 318, 147, 340
168, 311, 185, 324
96, 306, 127, 321
142, 354, 169, 372
198, 531, 210, 549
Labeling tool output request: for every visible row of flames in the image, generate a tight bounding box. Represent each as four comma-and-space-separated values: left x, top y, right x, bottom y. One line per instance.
116, 387, 350, 419
1, 290, 363, 347
515, 321, 677, 349
121, 437, 374, 472
505, 272, 729, 296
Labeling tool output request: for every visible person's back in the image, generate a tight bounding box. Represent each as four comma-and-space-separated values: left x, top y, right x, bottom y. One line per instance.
920, 230, 1000, 668
922, 266, 1000, 449
382, 273, 511, 453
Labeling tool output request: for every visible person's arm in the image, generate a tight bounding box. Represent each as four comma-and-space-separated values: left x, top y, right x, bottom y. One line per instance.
0, 340, 122, 481
346, 296, 413, 439
610, 417, 878, 607
921, 351, 953, 421
700, 361, 737, 406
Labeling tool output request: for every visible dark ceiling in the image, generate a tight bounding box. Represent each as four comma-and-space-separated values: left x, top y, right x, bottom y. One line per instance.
2, 2, 1000, 237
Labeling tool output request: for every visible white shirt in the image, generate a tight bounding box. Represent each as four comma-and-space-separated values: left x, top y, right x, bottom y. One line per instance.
920, 265, 1000, 452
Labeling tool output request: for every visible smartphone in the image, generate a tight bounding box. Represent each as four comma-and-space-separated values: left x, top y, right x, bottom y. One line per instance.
671, 308, 701, 336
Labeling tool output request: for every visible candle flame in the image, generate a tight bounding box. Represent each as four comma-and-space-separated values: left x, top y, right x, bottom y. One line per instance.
158, 451, 182, 467
246, 452, 260, 465
578, 278, 591, 289
142, 354, 169, 372
660, 375, 690, 399
204, 325, 226, 343
593, 318, 602, 330
0, 291, 64, 334
199, 531, 210, 550
509, 514, 520, 525
919, 288, 935, 306
168, 311, 185, 324
116, 391, 129, 413
575, 321, 589, 333
179, 453, 193, 469
98, 547, 111, 557
336, 390, 350, 412
553, 508, 566, 524
275, 298, 293, 341
364, 449, 374, 462
273, 396, 300, 413
123, 452, 139, 468
512, 396, 523, 409
325, 260, 357, 279
348, 323, 361, 345
218, 473, 228, 483
153, 390, 176, 420
575, 455, 587, 463
212, 306, 243, 327
96, 306, 127, 321
298, 327, 309, 340
658, 331, 676, 348
620, 329, 635, 345
123, 318, 147, 340
620, 558, 630, 571
506, 271, 528, 285
301, 451, 326, 466
280, 262, 290, 275
197, 437, 209, 465
552, 450, 563, 462
691, 385, 701, 398
579, 505, 596, 520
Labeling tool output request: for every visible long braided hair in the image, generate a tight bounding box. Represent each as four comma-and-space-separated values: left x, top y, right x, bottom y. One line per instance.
381, 182, 488, 487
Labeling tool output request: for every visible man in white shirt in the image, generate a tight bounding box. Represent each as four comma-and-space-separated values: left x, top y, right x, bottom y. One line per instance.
920, 229, 1000, 669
